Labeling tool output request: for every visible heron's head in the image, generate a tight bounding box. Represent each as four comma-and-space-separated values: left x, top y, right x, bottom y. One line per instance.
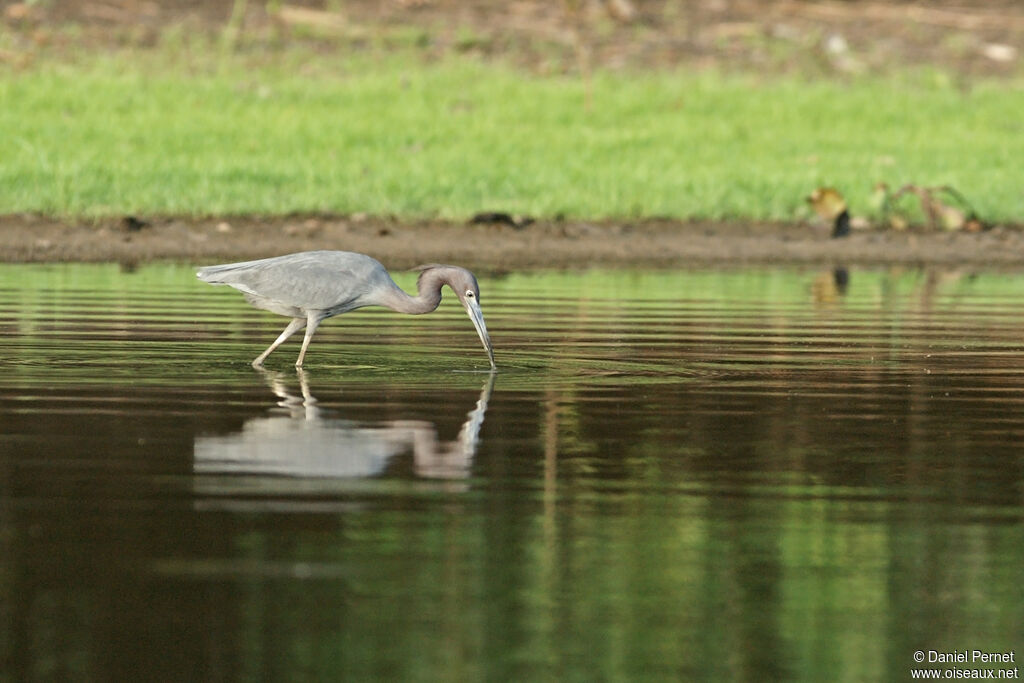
444, 269, 479, 307
417, 265, 496, 369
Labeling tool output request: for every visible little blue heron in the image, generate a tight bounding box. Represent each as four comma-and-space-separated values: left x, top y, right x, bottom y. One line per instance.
197, 250, 495, 369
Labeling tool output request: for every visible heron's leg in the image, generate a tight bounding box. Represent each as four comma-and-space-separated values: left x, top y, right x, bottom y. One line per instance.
252, 317, 306, 368
294, 313, 325, 368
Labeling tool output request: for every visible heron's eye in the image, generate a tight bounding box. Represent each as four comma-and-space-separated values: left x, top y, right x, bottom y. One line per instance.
466, 290, 475, 298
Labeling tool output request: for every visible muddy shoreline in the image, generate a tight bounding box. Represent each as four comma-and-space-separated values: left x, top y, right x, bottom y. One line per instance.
3, 214, 1024, 270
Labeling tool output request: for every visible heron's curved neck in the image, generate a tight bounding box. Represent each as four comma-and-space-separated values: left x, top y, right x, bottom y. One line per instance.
381, 268, 449, 315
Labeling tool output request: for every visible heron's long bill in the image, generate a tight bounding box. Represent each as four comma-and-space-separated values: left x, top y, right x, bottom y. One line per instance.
465, 298, 496, 369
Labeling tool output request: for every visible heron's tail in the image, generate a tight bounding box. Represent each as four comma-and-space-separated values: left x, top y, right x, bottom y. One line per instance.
196, 260, 263, 283
196, 265, 230, 283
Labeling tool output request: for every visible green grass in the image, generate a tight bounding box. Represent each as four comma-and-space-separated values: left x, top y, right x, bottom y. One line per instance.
1, 46, 1023, 221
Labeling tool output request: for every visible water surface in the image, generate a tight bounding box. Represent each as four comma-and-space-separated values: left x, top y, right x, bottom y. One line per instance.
1, 264, 1022, 681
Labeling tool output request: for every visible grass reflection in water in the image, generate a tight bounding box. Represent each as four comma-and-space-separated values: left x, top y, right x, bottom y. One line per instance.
0, 263, 1022, 681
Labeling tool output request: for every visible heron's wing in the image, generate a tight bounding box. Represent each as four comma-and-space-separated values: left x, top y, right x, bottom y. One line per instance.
197, 251, 391, 312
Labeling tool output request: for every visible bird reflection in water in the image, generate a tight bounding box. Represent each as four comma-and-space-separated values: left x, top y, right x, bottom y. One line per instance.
194, 370, 495, 480
811, 266, 850, 305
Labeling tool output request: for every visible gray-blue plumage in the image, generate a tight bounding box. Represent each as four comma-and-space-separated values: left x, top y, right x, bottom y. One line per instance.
198, 250, 495, 369
199, 251, 394, 317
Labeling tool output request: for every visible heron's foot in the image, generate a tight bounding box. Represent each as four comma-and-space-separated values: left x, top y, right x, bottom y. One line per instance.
251, 359, 265, 369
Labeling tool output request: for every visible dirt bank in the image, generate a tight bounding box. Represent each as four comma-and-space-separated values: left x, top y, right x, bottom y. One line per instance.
9, 0, 1024, 79
4, 215, 1024, 269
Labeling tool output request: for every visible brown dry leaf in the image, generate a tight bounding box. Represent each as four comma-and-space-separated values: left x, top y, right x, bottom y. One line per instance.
4, 3, 35, 21
275, 5, 355, 34
605, 0, 637, 23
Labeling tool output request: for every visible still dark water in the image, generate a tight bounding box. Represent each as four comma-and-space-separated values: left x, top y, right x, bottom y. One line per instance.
1, 264, 1022, 682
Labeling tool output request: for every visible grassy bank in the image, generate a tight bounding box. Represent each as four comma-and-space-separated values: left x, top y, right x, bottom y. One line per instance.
1, 45, 1022, 222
